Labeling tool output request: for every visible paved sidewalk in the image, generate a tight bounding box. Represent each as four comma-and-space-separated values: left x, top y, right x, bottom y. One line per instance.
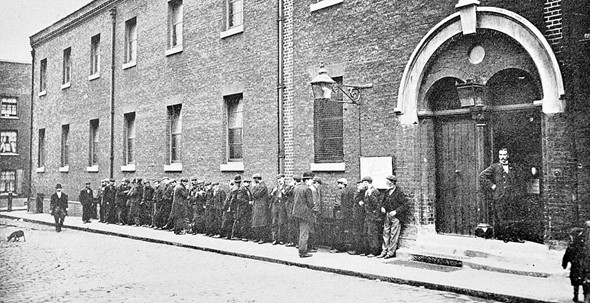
1, 211, 573, 303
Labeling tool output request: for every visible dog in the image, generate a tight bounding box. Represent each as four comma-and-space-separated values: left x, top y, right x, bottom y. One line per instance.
7, 230, 25, 242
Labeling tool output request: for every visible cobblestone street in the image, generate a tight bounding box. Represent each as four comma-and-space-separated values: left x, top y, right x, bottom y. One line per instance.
0, 218, 498, 303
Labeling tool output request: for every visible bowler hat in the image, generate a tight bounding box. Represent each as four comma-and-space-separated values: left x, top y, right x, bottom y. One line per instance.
385, 175, 397, 182
302, 172, 314, 180
55, 183, 62, 189
361, 176, 373, 183
180, 177, 189, 182
234, 175, 242, 182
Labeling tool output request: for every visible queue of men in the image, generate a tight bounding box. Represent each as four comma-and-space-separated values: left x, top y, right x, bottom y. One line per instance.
77, 172, 407, 259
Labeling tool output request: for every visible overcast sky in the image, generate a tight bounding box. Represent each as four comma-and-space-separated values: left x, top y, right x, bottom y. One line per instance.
0, 0, 93, 63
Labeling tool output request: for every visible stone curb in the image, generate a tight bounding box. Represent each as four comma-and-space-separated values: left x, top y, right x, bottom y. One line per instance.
0, 213, 554, 303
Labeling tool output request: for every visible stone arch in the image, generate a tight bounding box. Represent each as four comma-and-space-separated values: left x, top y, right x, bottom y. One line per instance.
396, 7, 565, 124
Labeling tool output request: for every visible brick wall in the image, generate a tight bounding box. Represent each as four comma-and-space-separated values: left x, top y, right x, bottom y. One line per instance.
31, 0, 279, 203
0, 61, 32, 197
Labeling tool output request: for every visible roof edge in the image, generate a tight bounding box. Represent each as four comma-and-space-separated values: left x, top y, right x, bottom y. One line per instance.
30, 0, 122, 48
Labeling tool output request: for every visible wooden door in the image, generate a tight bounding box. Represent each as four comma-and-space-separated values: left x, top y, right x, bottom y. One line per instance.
435, 116, 479, 235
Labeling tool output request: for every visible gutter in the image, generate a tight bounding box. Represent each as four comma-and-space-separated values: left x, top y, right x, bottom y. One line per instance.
277, 0, 285, 174
28, 50, 35, 202
109, 8, 117, 179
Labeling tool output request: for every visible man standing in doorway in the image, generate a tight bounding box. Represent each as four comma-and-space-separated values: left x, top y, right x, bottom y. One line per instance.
378, 175, 407, 259
50, 184, 68, 232
79, 182, 94, 224
480, 147, 537, 242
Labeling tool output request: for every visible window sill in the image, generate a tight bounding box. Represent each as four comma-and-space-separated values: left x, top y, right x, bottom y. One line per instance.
36, 167, 45, 173
310, 0, 344, 12
38, 90, 47, 97
165, 45, 183, 57
88, 73, 100, 81
0, 116, 18, 120
86, 165, 99, 173
59, 166, 69, 173
310, 162, 346, 172
122, 61, 137, 70
61, 82, 71, 90
0, 152, 19, 156
164, 163, 183, 172
220, 25, 244, 39
220, 162, 244, 172
121, 164, 136, 172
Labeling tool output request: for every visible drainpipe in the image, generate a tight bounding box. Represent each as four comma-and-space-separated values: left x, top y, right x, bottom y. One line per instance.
277, 0, 285, 174
29, 49, 36, 204
109, 8, 117, 179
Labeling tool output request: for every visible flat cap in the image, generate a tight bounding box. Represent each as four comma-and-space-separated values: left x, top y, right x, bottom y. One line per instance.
276, 173, 285, 179
180, 177, 189, 182
293, 175, 302, 182
252, 173, 262, 179
337, 178, 348, 185
312, 176, 322, 184
212, 182, 220, 186
302, 172, 314, 180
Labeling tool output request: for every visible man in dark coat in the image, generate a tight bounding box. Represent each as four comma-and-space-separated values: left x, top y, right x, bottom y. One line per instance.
79, 182, 94, 223
284, 175, 298, 247
103, 178, 116, 224
349, 180, 366, 255
50, 184, 68, 232
141, 180, 154, 226
189, 179, 207, 234
236, 178, 254, 240
362, 176, 382, 257
115, 178, 130, 225
221, 177, 240, 239
292, 172, 315, 258
378, 175, 407, 259
211, 182, 227, 237
97, 179, 108, 223
204, 182, 216, 236
251, 173, 270, 244
270, 174, 290, 245
172, 177, 190, 235
330, 178, 355, 253
480, 147, 537, 242
127, 178, 143, 226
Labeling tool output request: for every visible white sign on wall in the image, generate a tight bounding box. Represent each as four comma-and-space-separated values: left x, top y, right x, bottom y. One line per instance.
360, 156, 393, 189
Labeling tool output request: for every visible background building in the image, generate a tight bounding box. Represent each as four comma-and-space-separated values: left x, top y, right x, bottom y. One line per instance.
29, 0, 590, 243
0, 60, 32, 199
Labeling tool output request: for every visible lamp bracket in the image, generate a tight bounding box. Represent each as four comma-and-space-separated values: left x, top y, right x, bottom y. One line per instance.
331, 83, 373, 104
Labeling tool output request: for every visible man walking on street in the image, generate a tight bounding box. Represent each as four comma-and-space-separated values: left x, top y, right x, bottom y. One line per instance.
378, 175, 407, 259
79, 182, 94, 223
50, 184, 68, 232
292, 172, 315, 258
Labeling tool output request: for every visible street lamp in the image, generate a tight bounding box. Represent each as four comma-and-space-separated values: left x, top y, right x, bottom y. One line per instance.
456, 78, 485, 108
310, 63, 373, 104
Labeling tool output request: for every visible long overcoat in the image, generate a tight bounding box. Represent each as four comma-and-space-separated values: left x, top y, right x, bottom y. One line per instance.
251, 181, 269, 228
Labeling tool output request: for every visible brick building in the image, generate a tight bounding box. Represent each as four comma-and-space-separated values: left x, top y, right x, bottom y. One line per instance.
30, 0, 590, 242
0, 60, 32, 198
